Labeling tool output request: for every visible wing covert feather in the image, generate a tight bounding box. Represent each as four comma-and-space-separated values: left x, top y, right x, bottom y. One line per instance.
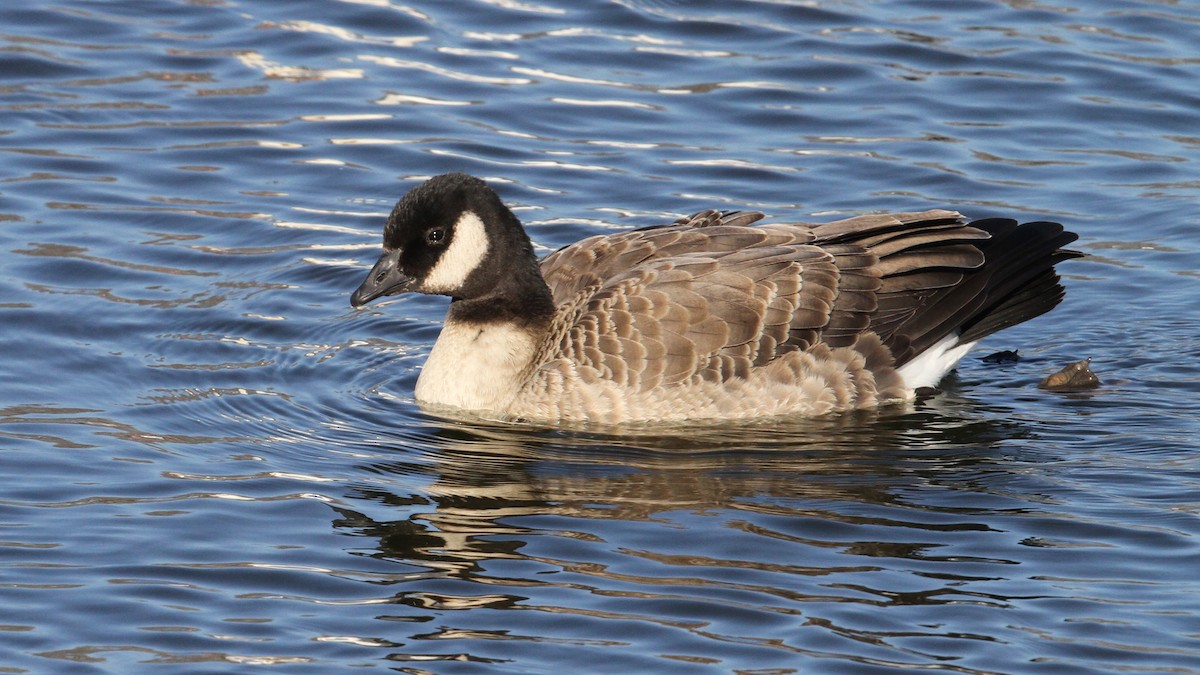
537, 214, 846, 390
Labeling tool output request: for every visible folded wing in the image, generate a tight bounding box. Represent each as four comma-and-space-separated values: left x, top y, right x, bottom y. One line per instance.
537, 208, 1077, 390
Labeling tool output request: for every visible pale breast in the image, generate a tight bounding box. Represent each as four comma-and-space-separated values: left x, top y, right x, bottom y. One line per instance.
415, 321, 539, 412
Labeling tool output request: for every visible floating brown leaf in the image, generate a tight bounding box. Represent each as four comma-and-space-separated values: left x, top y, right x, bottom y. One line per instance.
1039, 358, 1100, 391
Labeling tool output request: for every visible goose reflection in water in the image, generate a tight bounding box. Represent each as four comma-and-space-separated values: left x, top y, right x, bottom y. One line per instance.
326, 396, 1040, 663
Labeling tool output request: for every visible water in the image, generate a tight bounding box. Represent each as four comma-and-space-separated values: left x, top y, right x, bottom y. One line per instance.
2, 0, 1199, 672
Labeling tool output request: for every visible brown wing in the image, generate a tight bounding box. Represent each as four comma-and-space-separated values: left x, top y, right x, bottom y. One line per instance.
537, 212, 837, 391
535, 207, 1075, 389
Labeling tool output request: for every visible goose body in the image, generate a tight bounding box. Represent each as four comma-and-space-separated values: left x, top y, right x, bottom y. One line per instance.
351, 173, 1078, 424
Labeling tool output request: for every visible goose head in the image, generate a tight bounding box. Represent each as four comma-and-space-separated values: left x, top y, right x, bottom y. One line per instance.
351, 173, 545, 310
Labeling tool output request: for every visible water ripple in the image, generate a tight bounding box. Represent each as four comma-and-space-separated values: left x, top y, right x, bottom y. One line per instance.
1, 0, 1199, 672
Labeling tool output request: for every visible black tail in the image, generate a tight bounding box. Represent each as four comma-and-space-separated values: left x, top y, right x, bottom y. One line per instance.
956, 219, 1081, 344
856, 218, 1079, 366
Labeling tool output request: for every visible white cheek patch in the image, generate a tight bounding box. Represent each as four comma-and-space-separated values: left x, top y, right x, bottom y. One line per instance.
422, 211, 490, 294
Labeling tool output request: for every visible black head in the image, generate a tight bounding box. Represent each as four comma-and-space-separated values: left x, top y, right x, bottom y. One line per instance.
350, 173, 543, 309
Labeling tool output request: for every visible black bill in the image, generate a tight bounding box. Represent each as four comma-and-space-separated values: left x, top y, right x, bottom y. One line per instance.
351, 249, 412, 307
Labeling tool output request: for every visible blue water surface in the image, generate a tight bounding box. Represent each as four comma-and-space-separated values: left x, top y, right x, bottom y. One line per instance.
2, 0, 1199, 672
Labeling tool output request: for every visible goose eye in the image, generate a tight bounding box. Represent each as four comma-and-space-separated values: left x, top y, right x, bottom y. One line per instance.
426, 228, 446, 244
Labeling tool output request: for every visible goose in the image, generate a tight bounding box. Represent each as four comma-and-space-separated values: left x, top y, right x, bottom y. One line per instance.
351, 172, 1079, 424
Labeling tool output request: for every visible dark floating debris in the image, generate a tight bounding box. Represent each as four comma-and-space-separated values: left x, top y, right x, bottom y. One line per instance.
1039, 358, 1100, 391
982, 349, 1020, 364
913, 386, 942, 400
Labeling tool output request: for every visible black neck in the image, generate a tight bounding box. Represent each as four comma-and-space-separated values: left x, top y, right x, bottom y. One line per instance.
447, 275, 556, 329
